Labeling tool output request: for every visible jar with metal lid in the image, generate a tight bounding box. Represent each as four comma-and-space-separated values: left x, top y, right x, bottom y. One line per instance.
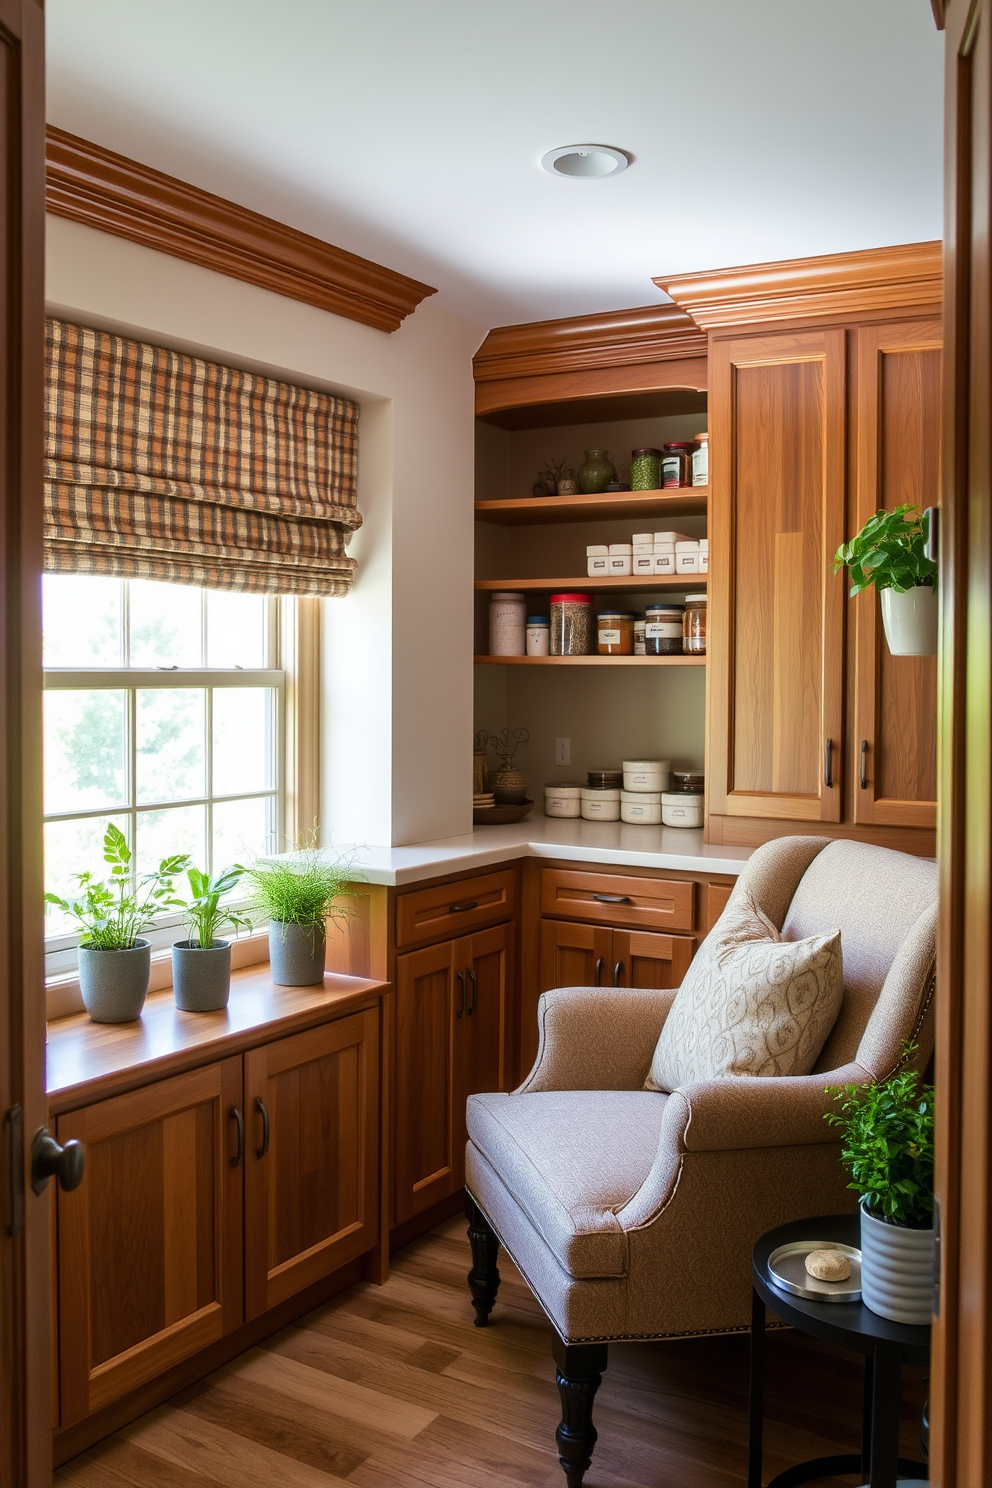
644, 604, 684, 656
633, 618, 646, 655
630, 447, 662, 490
526, 615, 550, 656
587, 768, 623, 789
550, 592, 591, 655
661, 442, 695, 488
597, 609, 635, 655
580, 787, 620, 821
488, 592, 526, 656
670, 770, 705, 793
683, 594, 707, 654
692, 432, 709, 487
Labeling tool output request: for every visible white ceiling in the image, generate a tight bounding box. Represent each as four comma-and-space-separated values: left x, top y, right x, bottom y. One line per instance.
46, 0, 945, 328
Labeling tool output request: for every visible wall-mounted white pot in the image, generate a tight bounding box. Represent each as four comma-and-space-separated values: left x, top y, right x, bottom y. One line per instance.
880, 585, 938, 656
860, 1200, 936, 1325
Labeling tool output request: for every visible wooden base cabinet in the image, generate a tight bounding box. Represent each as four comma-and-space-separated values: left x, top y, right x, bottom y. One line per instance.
393, 922, 512, 1227
539, 920, 694, 994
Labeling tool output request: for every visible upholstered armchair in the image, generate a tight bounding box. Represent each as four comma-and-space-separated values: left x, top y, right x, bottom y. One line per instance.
464, 837, 937, 1487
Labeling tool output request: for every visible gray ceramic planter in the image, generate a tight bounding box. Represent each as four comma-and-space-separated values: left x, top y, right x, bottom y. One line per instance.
269, 920, 326, 986
172, 939, 232, 1012
860, 1199, 936, 1325
78, 939, 151, 1023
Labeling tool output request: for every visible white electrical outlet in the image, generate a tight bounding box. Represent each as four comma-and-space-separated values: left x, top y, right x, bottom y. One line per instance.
555, 737, 571, 766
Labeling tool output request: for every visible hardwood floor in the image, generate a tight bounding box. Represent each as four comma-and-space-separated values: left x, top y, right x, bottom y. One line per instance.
57, 1216, 927, 1487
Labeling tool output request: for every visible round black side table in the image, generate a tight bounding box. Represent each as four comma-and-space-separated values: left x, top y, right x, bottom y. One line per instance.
749, 1215, 930, 1488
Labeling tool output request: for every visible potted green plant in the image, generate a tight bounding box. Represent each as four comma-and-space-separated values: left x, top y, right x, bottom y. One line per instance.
45, 824, 189, 1023
832, 503, 938, 656
241, 836, 353, 987
171, 865, 253, 1012
825, 1050, 935, 1325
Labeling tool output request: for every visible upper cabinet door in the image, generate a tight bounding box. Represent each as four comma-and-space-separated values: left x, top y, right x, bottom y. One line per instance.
708, 328, 847, 824
852, 320, 941, 829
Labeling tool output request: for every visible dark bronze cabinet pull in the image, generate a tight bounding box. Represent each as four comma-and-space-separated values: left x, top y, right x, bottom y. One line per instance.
466, 967, 478, 1017
612, 960, 624, 987
30, 1124, 84, 1198
449, 900, 478, 913
254, 1097, 270, 1159
824, 738, 834, 789
593, 892, 632, 905
455, 968, 466, 1018
860, 739, 869, 791
230, 1106, 244, 1168
594, 956, 604, 986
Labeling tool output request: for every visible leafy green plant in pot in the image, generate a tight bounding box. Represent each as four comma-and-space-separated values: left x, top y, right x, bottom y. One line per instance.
833, 503, 938, 657
45, 825, 188, 1024
241, 836, 353, 987
171, 866, 253, 1013
825, 1048, 935, 1325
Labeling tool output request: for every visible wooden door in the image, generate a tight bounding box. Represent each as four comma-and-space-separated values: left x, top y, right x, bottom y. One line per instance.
852, 319, 941, 828
452, 923, 513, 1185
932, 2, 992, 1480
55, 1059, 243, 1426
611, 930, 695, 990
538, 918, 612, 994
0, 1, 48, 1481
708, 328, 847, 824
244, 1010, 378, 1319
393, 940, 459, 1225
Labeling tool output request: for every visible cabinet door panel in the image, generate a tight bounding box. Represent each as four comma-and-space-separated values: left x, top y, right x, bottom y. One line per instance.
245, 1010, 378, 1319
613, 930, 696, 990
705, 883, 734, 933
454, 923, 513, 1186
538, 919, 612, 994
853, 321, 940, 828
393, 941, 458, 1225
709, 329, 846, 822
56, 1059, 243, 1426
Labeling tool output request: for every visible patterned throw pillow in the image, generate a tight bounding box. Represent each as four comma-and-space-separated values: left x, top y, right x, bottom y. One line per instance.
646, 889, 843, 1092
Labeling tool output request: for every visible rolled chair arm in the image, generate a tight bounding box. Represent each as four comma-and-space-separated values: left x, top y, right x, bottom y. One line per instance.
517, 985, 679, 1093
668, 1061, 871, 1153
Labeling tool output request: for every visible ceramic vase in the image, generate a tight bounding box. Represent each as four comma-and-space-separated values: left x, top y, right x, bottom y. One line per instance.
860, 1200, 936, 1325
577, 449, 616, 495
269, 920, 326, 986
880, 585, 938, 656
77, 940, 151, 1023
172, 939, 232, 1012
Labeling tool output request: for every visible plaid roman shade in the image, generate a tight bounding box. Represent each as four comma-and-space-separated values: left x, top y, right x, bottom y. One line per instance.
44, 319, 361, 596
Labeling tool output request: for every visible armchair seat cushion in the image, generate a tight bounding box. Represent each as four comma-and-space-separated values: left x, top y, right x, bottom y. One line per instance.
466, 1089, 668, 1278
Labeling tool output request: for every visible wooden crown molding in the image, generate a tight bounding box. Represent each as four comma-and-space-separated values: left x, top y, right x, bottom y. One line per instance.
654, 241, 943, 332
45, 126, 437, 333
473, 302, 707, 384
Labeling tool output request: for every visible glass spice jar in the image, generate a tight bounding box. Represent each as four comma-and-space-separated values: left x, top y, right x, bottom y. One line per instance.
597, 610, 635, 655
550, 592, 592, 655
629, 448, 662, 490
644, 604, 685, 655
661, 442, 696, 488
692, 432, 709, 487
683, 594, 707, 654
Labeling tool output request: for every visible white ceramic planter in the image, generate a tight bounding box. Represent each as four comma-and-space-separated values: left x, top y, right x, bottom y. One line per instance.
880, 585, 938, 657
860, 1200, 936, 1325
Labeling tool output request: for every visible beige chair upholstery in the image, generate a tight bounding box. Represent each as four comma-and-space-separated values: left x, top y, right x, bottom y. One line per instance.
464, 838, 936, 1485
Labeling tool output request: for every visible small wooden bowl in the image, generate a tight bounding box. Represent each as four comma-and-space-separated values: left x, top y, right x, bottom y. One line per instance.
473, 799, 534, 826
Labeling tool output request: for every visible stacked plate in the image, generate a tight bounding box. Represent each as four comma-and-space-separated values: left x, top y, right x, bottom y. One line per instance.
473, 793, 495, 808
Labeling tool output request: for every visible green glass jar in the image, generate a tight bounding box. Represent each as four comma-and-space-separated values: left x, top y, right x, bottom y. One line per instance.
577, 449, 616, 494
630, 447, 661, 490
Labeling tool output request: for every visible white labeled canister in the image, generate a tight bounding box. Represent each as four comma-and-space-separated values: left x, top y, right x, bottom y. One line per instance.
488, 592, 526, 656
675, 541, 700, 573
620, 790, 663, 824
653, 547, 676, 575
587, 544, 609, 578
623, 759, 670, 793
580, 787, 621, 821
545, 783, 582, 819
661, 791, 704, 829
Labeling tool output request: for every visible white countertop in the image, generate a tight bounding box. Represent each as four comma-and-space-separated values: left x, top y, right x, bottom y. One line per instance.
326, 816, 754, 886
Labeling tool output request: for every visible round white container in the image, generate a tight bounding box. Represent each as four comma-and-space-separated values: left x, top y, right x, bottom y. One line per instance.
661, 791, 704, 828
580, 788, 621, 822
620, 790, 663, 824
526, 617, 550, 656
623, 759, 670, 793
489, 592, 526, 656
544, 783, 582, 819
860, 1201, 936, 1325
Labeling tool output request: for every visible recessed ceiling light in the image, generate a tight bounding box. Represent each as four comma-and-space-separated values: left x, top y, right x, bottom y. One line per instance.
540, 144, 630, 179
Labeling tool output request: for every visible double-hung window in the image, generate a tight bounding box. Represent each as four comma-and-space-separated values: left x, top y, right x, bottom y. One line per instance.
43, 573, 284, 975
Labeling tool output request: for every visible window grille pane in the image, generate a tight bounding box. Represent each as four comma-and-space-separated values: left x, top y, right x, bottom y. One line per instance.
128, 579, 203, 667
207, 589, 267, 668
212, 688, 275, 796
43, 575, 123, 667
136, 804, 207, 878
213, 796, 274, 871
44, 690, 128, 815
44, 814, 130, 934
136, 689, 206, 805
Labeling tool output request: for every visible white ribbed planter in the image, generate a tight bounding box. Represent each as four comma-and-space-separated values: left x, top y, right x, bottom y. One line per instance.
880, 585, 938, 656
860, 1200, 936, 1326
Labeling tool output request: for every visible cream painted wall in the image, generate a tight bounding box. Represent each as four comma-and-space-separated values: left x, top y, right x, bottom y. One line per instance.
46, 215, 485, 848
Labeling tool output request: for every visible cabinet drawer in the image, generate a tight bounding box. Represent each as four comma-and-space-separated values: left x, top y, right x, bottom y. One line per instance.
395, 868, 516, 949
540, 869, 695, 934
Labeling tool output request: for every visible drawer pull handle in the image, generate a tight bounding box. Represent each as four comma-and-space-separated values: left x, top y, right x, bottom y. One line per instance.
594, 956, 604, 986
255, 1097, 270, 1160
612, 960, 624, 987
455, 968, 466, 1018
824, 737, 834, 790
230, 1106, 244, 1168
860, 739, 869, 791
450, 900, 479, 913
593, 893, 632, 905
466, 967, 478, 1017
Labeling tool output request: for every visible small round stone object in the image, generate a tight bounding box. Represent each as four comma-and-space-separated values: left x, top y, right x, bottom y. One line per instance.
805, 1248, 852, 1282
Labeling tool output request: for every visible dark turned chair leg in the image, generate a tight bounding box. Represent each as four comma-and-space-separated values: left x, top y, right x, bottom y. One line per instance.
551, 1335, 609, 1488
466, 1195, 501, 1327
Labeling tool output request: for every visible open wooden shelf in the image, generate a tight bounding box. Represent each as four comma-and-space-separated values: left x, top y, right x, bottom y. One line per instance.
474, 487, 709, 527
475, 575, 706, 594
474, 654, 706, 667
